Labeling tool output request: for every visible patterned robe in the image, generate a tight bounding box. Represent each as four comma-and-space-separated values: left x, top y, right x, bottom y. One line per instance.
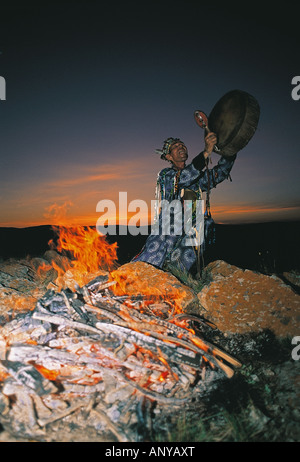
132, 152, 236, 271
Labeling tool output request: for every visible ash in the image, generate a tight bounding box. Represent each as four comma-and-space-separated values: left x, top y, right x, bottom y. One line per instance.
0, 274, 239, 442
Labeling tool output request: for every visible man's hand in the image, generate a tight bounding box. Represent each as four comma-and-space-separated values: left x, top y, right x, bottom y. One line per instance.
204, 132, 217, 158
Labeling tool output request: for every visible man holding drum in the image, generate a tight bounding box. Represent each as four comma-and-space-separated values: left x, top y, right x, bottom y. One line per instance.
132, 132, 236, 273
132, 90, 259, 274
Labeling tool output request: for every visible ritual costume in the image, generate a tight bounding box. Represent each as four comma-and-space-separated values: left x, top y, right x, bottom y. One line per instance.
132, 138, 236, 272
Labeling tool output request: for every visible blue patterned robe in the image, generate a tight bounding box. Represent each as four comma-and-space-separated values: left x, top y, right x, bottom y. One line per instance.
132, 152, 236, 271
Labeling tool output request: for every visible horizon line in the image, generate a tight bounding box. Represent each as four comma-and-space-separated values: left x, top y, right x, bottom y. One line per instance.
1, 218, 300, 230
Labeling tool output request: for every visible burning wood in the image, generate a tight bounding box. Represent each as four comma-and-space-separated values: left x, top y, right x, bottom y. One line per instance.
0, 226, 241, 441
0, 269, 241, 442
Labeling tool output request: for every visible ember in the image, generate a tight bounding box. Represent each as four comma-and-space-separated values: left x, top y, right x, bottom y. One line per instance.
0, 226, 241, 442
0, 273, 241, 441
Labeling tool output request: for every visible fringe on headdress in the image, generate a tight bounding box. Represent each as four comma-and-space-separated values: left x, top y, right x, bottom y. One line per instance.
155, 137, 181, 160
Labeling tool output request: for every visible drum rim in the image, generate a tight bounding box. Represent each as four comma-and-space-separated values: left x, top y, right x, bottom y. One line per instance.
208, 89, 260, 157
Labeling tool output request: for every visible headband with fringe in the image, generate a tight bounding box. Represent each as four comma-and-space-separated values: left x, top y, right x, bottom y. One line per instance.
155, 137, 181, 160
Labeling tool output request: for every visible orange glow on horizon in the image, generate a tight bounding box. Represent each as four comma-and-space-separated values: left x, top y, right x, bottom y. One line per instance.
1, 202, 299, 229
1, 151, 299, 229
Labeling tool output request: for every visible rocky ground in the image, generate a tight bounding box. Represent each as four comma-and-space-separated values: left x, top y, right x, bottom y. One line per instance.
0, 254, 299, 442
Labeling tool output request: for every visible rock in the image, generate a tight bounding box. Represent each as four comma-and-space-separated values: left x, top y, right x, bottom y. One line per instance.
0, 258, 56, 321
43, 250, 71, 272
110, 261, 199, 312
42, 250, 109, 291
0, 259, 40, 319
247, 403, 270, 432
55, 268, 109, 292
197, 260, 300, 337
30, 257, 50, 272
283, 271, 300, 289
29, 257, 58, 287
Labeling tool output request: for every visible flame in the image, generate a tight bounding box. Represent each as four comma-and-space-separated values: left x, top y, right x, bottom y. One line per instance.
36, 261, 53, 278
34, 362, 102, 385
52, 225, 118, 273
45, 225, 118, 289
189, 335, 210, 354
158, 371, 168, 382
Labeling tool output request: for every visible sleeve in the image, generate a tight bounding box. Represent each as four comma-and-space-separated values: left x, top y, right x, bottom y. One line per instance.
198, 154, 236, 192
177, 163, 202, 188
162, 154, 236, 192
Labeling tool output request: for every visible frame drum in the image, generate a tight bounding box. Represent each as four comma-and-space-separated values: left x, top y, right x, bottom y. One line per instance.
201, 90, 260, 157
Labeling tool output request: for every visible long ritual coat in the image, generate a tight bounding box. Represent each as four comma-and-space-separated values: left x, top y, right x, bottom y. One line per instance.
132, 152, 236, 271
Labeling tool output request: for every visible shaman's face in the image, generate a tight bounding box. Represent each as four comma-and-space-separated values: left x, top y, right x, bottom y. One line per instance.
166, 141, 188, 170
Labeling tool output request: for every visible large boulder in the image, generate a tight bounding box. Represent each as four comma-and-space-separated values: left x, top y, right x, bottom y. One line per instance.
0, 252, 71, 320
110, 261, 199, 312
0, 259, 47, 320
197, 260, 300, 337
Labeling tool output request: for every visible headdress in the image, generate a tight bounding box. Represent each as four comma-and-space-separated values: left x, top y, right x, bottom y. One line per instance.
155, 137, 181, 160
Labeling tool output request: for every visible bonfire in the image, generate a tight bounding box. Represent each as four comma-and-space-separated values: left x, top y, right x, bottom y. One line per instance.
0, 225, 241, 442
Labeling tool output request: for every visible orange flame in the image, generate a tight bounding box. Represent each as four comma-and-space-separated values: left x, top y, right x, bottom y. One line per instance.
36, 261, 53, 278
44, 226, 119, 289
52, 225, 118, 273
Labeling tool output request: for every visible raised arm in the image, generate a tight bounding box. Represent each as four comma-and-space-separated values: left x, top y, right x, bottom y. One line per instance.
182, 131, 236, 191
198, 154, 236, 191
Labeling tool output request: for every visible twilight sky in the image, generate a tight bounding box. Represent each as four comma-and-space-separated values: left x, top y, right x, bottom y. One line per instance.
0, 1, 299, 227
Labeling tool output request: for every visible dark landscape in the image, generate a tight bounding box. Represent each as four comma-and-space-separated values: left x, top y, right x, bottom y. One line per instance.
1, 221, 299, 274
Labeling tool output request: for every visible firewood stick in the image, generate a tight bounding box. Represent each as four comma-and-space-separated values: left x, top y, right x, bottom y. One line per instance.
214, 358, 234, 379
189, 335, 242, 368
92, 406, 130, 442
110, 303, 242, 369
37, 401, 86, 427
84, 302, 123, 323
32, 312, 102, 336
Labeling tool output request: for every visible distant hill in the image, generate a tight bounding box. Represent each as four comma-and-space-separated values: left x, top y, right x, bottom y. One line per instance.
208, 221, 300, 274
0, 225, 56, 260
0, 221, 299, 273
